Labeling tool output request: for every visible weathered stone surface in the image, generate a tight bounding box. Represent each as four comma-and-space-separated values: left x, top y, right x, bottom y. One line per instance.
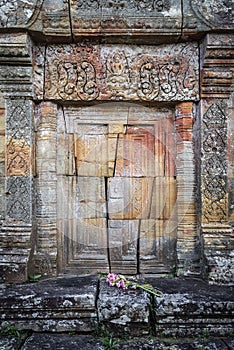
53, 103, 179, 275
70, 0, 182, 43
0, 34, 33, 97
175, 102, 200, 276
115, 337, 231, 350
1, 1, 233, 44
0, 0, 233, 288
0, 335, 19, 350
0, 276, 98, 333
0, 276, 233, 342
150, 277, 234, 337
97, 279, 150, 336
43, 43, 199, 102
109, 220, 138, 274
183, 0, 234, 39
21, 334, 104, 350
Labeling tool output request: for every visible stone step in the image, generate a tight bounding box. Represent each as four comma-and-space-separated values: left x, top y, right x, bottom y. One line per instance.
149, 277, 234, 337
0, 276, 233, 338
0, 276, 98, 333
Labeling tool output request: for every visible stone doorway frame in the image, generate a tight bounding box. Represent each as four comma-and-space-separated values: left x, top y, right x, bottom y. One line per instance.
0, 33, 233, 283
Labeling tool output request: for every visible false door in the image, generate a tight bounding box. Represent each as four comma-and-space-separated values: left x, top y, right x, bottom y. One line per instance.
57, 104, 177, 276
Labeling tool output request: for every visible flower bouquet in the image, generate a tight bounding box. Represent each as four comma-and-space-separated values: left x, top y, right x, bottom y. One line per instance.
101, 272, 163, 297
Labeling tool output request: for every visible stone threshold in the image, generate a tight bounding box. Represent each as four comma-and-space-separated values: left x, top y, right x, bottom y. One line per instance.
0, 276, 233, 340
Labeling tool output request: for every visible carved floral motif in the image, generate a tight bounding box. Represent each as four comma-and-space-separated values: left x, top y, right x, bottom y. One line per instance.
6, 99, 33, 222
202, 101, 228, 223
44, 43, 199, 102
6, 177, 31, 222
6, 100, 32, 144
72, 0, 170, 11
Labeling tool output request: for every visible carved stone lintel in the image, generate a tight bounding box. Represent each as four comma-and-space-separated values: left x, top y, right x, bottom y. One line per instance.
43, 43, 199, 102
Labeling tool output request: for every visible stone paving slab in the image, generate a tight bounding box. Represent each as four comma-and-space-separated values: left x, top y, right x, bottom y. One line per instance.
0, 334, 234, 350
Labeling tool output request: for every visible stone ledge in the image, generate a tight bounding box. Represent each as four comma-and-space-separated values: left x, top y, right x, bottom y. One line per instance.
0, 276, 98, 333
0, 276, 233, 338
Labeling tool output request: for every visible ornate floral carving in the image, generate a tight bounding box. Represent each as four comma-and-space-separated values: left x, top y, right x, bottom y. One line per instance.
6, 139, 31, 176
202, 101, 228, 223
6, 177, 31, 222
136, 0, 170, 12
137, 59, 160, 100
46, 45, 100, 101
191, 0, 233, 28
75, 0, 100, 9
203, 197, 227, 223
104, 0, 127, 10
6, 100, 32, 145
5, 99, 33, 222
44, 43, 199, 102
0, 0, 43, 27
72, 0, 170, 12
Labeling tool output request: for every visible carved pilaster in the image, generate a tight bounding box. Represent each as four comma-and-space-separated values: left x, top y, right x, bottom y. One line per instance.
34, 102, 57, 276
200, 34, 234, 284
175, 102, 200, 276
0, 33, 34, 283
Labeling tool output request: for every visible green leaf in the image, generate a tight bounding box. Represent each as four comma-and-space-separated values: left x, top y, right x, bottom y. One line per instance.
28, 274, 42, 282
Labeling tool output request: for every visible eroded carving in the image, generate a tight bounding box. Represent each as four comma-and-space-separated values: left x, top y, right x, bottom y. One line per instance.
106, 51, 130, 99
191, 0, 233, 27
6, 139, 31, 176
46, 45, 100, 101
6, 177, 31, 222
73, 0, 170, 12
202, 101, 228, 223
0, 0, 43, 27
6, 100, 32, 144
44, 43, 199, 102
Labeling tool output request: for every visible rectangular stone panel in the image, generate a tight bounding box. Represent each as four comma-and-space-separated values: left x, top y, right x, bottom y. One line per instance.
77, 177, 106, 219
43, 43, 199, 102
74, 125, 109, 177
108, 177, 154, 220
115, 126, 155, 177
108, 220, 139, 275
139, 219, 176, 274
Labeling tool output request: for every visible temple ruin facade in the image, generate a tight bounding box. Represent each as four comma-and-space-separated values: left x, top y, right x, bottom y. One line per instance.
0, 0, 233, 285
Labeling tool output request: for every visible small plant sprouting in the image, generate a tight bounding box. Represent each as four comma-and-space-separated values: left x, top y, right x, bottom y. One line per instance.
96, 326, 120, 350
28, 274, 42, 283
0, 323, 30, 350
0, 323, 21, 339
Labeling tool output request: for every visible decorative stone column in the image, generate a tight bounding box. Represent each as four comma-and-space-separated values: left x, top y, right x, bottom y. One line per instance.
0, 33, 34, 283
200, 34, 234, 284
175, 102, 200, 276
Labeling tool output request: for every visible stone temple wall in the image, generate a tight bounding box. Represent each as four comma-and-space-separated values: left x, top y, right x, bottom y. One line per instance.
0, 0, 233, 284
